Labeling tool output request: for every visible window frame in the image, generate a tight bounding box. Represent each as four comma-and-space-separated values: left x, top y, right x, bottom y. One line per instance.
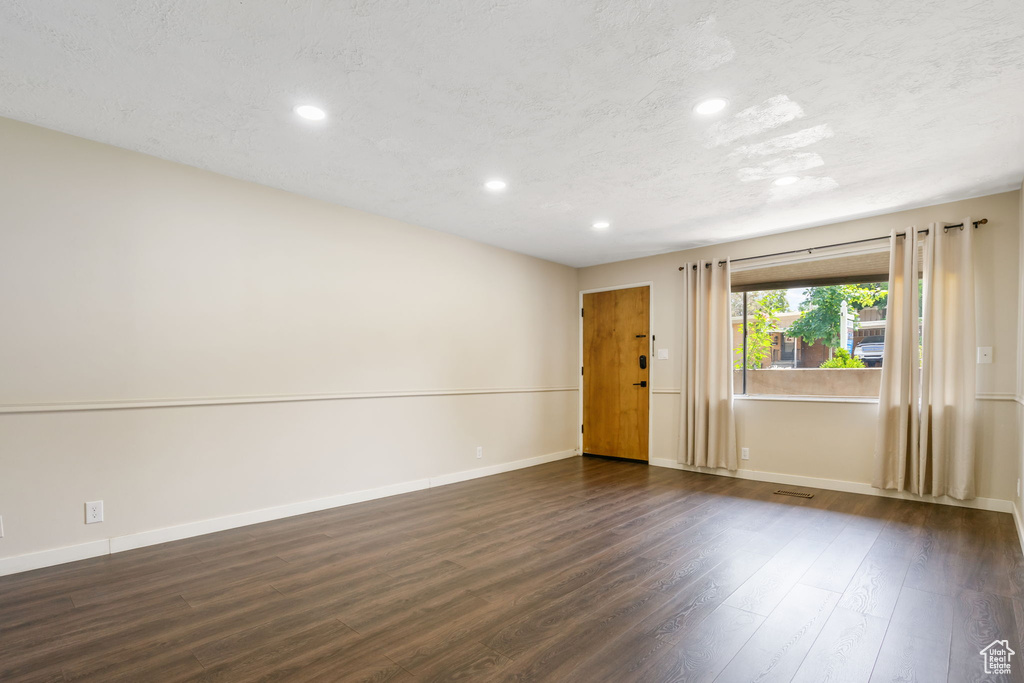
732, 279, 890, 399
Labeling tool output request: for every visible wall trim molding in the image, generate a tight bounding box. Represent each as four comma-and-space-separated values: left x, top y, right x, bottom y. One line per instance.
0, 386, 579, 414
651, 390, 1015, 403
649, 458, 1014, 513
0, 449, 579, 577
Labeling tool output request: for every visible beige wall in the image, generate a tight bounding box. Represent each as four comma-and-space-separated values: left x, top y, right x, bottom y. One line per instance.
580, 191, 1022, 501
0, 118, 579, 561
1017, 181, 1024, 521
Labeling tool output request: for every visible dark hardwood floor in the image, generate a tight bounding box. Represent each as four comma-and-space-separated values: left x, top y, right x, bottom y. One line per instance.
2, 456, 1023, 682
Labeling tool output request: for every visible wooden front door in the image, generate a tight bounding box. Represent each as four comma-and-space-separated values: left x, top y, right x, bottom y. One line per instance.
582, 286, 650, 462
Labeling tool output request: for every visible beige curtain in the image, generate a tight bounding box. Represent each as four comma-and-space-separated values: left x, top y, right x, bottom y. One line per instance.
873, 220, 976, 499
679, 259, 738, 470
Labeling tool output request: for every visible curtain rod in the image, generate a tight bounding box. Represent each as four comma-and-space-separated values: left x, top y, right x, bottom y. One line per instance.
678, 218, 988, 270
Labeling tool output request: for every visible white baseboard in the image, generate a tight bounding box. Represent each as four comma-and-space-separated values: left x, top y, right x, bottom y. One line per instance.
108, 478, 435, 555
0, 449, 578, 577
649, 458, 1015, 514
427, 449, 579, 487
0, 539, 112, 577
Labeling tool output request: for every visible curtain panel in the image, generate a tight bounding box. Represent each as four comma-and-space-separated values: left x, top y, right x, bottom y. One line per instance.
873, 220, 977, 499
679, 260, 738, 470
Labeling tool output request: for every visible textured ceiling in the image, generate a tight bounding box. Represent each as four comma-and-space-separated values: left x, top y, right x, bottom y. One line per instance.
1, 1, 1023, 267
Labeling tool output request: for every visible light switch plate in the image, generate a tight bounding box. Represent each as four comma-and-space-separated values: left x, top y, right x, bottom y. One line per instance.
977, 347, 993, 364
657, 349, 669, 360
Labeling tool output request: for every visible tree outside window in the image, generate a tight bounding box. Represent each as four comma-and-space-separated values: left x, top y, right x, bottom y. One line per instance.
786, 284, 886, 350
732, 290, 787, 370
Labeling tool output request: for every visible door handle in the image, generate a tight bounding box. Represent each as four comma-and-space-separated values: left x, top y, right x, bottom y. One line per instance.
639, 355, 647, 370
633, 381, 647, 387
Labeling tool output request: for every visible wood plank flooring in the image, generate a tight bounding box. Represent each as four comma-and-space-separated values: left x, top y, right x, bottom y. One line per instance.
2, 456, 1023, 682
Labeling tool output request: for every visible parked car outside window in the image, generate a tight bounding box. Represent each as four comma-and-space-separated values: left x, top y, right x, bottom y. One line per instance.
853, 336, 884, 367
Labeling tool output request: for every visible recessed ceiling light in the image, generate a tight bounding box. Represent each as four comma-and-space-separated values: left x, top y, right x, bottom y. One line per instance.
484, 179, 507, 191
592, 221, 611, 230
773, 176, 800, 186
294, 105, 326, 121
693, 98, 728, 115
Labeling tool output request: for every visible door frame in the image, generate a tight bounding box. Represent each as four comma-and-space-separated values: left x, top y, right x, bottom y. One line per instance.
578, 281, 654, 460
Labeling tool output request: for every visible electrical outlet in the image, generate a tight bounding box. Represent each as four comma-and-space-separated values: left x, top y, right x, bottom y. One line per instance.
476, 446, 483, 459
0, 515, 4, 538
977, 347, 993, 364
85, 501, 104, 524
741, 447, 750, 460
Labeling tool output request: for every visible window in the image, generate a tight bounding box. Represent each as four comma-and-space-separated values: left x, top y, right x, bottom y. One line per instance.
730, 248, 897, 398
732, 283, 890, 397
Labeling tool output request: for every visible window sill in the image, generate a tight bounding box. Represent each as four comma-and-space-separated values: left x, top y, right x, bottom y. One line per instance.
734, 395, 879, 404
